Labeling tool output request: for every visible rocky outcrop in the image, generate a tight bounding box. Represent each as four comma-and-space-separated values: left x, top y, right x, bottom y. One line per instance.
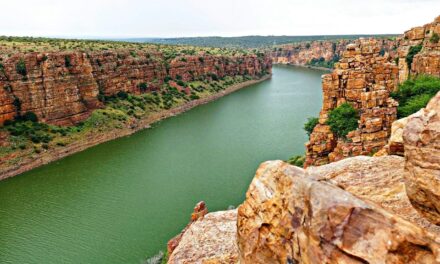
398, 15, 440, 82
167, 209, 239, 264
0, 51, 271, 126
403, 91, 440, 225
167, 201, 209, 255
237, 160, 440, 263
305, 39, 399, 166
271, 38, 398, 68
304, 16, 440, 166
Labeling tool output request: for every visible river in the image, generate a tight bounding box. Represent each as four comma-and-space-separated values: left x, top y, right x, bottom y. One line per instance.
0, 65, 325, 263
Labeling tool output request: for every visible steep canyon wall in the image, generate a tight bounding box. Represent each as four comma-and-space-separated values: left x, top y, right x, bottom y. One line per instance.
0, 51, 271, 126
305, 16, 440, 166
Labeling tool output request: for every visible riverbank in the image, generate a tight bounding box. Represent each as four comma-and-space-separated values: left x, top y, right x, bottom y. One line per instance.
274, 63, 333, 72
0, 75, 271, 181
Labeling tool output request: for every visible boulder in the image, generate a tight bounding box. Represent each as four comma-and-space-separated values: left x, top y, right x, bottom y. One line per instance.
167, 209, 239, 264
237, 160, 440, 263
403, 91, 440, 225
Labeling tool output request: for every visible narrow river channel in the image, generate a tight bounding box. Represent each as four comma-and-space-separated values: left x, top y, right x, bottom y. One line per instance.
0, 65, 325, 263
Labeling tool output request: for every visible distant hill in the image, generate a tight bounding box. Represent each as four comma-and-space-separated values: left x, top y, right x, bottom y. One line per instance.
121, 35, 399, 49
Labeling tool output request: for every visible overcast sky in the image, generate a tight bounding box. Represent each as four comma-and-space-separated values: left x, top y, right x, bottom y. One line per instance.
1, 0, 439, 38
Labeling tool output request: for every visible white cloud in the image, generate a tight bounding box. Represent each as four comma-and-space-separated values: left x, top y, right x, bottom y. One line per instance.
0, 0, 439, 37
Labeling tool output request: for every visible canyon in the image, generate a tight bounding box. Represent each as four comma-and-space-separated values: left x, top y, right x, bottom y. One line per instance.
305, 15, 440, 166
0, 45, 272, 179
0, 50, 271, 126
167, 16, 440, 264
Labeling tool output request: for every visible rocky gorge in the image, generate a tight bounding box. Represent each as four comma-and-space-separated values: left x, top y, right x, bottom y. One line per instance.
167, 16, 440, 263
0, 44, 272, 179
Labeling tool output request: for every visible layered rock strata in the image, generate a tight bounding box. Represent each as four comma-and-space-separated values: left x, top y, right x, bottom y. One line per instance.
397, 16, 440, 82
0, 51, 271, 126
271, 38, 398, 68
305, 39, 399, 166
403, 91, 440, 225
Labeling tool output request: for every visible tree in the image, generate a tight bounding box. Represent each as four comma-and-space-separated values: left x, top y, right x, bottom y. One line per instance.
326, 103, 359, 138
303, 117, 319, 136
16, 59, 27, 76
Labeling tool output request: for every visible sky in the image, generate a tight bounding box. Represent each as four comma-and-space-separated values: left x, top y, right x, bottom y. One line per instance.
1, 0, 440, 38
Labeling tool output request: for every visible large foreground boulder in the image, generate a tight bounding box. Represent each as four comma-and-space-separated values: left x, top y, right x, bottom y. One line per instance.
403, 92, 440, 225
237, 160, 440, 263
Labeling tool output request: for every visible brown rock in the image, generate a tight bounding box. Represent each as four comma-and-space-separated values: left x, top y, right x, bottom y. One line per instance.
403, 91, 440, 225
167, 201, 209, 255
168, 210, 239, 264
237, 160, 440, 263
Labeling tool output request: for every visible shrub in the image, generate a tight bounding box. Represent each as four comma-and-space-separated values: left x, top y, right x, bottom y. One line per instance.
138, 82, 148, 92
405, 45, 422, 70
116, 91, 129, 100
21, 111, 38, 122
430, 33, 439, 44
64, 55, 71, 67
287, 155, 305, 167
16, 59, 27, 76
303, 117, 319, 136
391, 75, 440, 118
12, 97, 21, 112
326, 103, 359, 138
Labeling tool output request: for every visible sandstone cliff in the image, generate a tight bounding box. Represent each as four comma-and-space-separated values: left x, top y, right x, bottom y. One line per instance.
0, 51, 271, 126
271, 38, 398, 68
305, 15, 440, 166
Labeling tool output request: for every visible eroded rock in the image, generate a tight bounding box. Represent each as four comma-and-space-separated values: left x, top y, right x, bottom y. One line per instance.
237, 160, 440, 263
403, 91, 440, 225
168, 209, 239, 264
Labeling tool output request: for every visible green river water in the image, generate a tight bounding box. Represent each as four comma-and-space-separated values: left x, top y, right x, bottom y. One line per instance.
0, 65, 325, 263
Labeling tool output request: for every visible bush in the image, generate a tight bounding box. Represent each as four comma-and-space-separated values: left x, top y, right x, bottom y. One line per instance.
287, 155, 305, 167
391, 75, 440, 118
116, 91, 129, 100
64, 55, 71, 67
430, 33, 439, 44
138, 82, 148, 92
16, 59, 27, 76
406, 45, 422, 70
21, 111, 38, 122
326, 103, 359, 138
303, 117, 319, 136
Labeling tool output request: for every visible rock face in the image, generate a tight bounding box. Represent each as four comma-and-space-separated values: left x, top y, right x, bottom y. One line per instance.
0, 51, 271, 126
237, 160, 440, 264
403, 91, 440, 225
305, 38, 399, 166
398, 15, 440, 82
271, 38, 398, 68
167, 209, 239, 264
305, 15, 440, 166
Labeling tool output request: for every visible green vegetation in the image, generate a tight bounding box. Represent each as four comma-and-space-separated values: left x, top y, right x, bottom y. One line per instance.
326, 103, 359, 138
406, 45, 423, 70
64, 55, 72, 67
391, 75, 440, 118
430, 33, 439, 44
16, 59, 27, 76
131, 34, 398, 49
307, 55, 340, 69
287, 155, 305, 167
304, 117, 319, 136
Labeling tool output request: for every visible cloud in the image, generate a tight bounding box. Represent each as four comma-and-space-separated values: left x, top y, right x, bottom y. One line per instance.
0, 0, 439, 37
